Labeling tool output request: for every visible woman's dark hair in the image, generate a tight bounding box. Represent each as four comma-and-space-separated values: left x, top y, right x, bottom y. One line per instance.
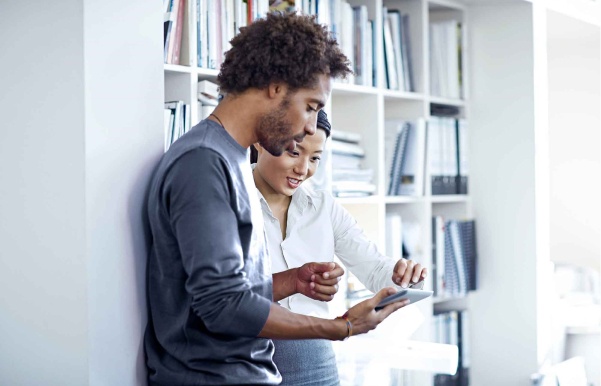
218, 12, 352, 94
250, 109, 331, 163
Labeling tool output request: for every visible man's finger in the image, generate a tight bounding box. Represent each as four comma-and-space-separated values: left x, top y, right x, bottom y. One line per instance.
308, 262, 336, 274
312, 277, 339, 286
311, 283, 338, 296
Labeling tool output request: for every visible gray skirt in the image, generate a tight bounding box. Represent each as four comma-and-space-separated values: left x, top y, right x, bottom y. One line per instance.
272, 339, 340, 386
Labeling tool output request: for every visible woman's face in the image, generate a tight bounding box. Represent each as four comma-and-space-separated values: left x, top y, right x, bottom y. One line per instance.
255, 128, 327, 197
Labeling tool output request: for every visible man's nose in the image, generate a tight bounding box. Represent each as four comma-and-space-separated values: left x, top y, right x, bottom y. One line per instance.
305, 115, 317, 136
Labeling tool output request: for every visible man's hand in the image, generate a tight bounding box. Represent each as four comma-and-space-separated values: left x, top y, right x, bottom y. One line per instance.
295, 262, 344, 302
392, 258, 428, 288
342, 287, 409, 337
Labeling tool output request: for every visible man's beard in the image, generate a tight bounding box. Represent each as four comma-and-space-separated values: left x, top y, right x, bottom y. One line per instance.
256, 96, 304, 157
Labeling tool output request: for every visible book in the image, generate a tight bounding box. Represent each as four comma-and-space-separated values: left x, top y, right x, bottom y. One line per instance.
459, 220, 477, 291
332, 129, 361, 144
167, 0, 186, 64
401, 13, 414, 92
331, 139, 365, 157
457, 119, 469, 194
387, 10, 406, 91
386, 213, 403, 260
164, 0, 176, 62
386, 121, 410, 195
399, 119, 426, 196
382, 8, 399, 90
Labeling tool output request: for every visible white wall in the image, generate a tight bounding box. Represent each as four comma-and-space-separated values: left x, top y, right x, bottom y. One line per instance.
547, 11, 601, 272
469, 3, 541, 385
0, 1, 163, 384
84, 0, 163, 384
0, 2, 88, 384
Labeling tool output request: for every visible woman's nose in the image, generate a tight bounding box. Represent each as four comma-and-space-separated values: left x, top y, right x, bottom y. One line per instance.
294, 158, 309, 176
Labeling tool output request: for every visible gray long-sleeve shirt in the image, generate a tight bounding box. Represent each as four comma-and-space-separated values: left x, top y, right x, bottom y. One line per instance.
144, 119, 279, 385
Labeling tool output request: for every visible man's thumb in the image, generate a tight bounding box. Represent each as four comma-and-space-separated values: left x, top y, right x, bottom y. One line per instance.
372, 287, 397, 304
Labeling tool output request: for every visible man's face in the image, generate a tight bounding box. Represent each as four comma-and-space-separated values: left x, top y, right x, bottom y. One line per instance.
257, 74, 332, 157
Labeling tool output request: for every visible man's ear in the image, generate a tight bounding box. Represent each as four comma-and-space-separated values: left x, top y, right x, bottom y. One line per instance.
268, 83, 287, 100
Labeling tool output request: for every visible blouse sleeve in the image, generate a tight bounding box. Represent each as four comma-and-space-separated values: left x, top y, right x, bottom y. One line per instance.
328, 193, 398, 293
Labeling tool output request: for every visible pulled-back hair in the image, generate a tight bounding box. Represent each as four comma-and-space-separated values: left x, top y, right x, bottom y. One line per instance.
218, 12, 352, 94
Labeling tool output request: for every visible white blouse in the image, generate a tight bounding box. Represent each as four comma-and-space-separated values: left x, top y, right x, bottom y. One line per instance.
257, 185, 397, 318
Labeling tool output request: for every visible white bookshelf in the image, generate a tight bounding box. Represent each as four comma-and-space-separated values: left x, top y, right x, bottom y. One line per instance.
162, 1, 601, 385
164, 0, 471, 385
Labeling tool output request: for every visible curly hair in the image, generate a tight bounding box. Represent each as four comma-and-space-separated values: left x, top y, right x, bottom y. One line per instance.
217, 12, 352, 94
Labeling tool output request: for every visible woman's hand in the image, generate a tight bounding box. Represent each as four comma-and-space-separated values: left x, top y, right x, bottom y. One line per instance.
295, 262, 344, 302
392, 258, 428, 288
342, 287, 409, 337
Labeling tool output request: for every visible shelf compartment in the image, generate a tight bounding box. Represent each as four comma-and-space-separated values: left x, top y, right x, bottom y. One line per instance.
164, 64, 194, 74
332, 82, 379, 96
430, 194, 469, 203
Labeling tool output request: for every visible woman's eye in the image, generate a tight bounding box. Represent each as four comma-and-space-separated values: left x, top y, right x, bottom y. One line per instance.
311, 157, 321, 162
288, 150, 300, 157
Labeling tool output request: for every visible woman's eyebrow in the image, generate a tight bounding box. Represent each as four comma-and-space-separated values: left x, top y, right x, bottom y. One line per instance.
295, 144, 323, 153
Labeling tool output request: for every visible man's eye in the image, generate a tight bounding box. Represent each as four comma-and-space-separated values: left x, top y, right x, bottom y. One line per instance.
307, 105, 317, 112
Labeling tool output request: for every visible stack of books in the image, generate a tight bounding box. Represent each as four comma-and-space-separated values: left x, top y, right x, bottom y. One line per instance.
197, 79, 219, 120
385, 119, 427, 196
432, 310, 470, 386
428, 116, 468, 195
163, 0, 187, 65
431, 217, 477, 298
281, 1, 374, 87
331, 130, 375, 197
164, 101, 191, 151
429, 19, 464, 99
382, 7, 415, 91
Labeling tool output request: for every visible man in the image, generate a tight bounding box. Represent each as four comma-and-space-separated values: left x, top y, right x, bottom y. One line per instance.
145, 12, 409, 385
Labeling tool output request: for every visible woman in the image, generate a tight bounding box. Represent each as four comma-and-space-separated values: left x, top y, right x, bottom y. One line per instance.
252, 110, 428, 385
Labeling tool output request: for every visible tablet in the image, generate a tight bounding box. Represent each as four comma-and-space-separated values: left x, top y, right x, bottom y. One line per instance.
375, 288, 433, 311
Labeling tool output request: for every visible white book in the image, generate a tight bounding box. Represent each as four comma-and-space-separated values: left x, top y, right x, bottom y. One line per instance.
388, 11, 406, 91
207, 0, 217, 69
402, 221, 422, 260
382, 9, 399, 90
165, 100, 184, 147
364, 19, 373, 87
445, 21, 460, 99
164, 109, 173, 152
340, 1, 355, 84
332, 129, 361, 144
197, 102, 215, 120
331, 139, 365, 157
386, 213, 403, 260
357, 6, 369, 86
399, 119, 426, 196
198, 0, 208, 68
198, 79, 219, 98
184, 103, 191, 133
